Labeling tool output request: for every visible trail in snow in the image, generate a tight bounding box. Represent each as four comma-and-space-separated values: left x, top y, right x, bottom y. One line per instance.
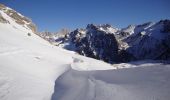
0, 48, 25, 56
0, 72, 11, 99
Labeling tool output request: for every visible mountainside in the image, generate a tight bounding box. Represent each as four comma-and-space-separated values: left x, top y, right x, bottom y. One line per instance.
55, 20, 170, 63
0, 4, 71, 99
0, 3, 114, 100
122, 20, 170, 60
0, 4, 37, 33
55, 24, 119, 63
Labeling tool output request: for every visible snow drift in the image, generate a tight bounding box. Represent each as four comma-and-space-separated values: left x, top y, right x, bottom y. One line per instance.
52, 63, 170, 100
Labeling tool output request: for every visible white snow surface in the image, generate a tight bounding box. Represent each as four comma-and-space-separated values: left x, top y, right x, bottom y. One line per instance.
1, 9, 170, 100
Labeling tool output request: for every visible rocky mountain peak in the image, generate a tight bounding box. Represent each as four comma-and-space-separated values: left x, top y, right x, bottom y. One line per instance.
0, 4, 37, 33
54, 20, 170, 63
86, 24, 98, 30
86, 23, 118, 34
54, 24, 119, 63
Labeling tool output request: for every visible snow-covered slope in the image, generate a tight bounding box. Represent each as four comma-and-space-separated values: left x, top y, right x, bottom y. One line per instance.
0, 6, 72, 100
1, 4, 170, 100
0, 4, 114, 100
52, 63, 170, 100
123, 20, 170, 60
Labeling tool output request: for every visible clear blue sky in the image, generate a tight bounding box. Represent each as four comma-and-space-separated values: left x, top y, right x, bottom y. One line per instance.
0, 0, 170, 32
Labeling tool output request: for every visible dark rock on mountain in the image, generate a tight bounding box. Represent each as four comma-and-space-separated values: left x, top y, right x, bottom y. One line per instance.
118, 50, 136, 62
0, 4, 37, 33
83, 24, 119, 63
57, 24, 119, 63
0, 14, 9, 23
124, 19, 170, 60
54, 20, 170, 63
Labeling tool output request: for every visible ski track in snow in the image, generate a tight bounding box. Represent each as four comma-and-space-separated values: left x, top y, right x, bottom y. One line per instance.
0, 75, 10, 99
0, 48, 25, 56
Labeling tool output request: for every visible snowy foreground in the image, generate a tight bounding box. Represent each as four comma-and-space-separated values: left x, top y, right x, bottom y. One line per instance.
0, 10, 170, 100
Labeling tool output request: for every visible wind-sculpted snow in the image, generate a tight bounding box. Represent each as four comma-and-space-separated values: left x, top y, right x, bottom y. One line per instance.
52, 63, 170, 100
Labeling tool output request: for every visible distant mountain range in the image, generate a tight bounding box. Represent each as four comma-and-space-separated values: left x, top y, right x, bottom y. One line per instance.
0, 3, 169, 64
54, 20, 170, 63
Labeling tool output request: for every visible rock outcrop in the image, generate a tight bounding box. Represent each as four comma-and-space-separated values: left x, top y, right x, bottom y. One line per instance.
0, 4, 37, 33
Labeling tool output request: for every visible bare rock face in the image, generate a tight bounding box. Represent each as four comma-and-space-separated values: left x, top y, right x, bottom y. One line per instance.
0, 4, 37, 33
161, 19, 170, 33
56, 24, 119, 63
83, 24, 119, 63
0, 4, 9, 23
0, 14, 9, 23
